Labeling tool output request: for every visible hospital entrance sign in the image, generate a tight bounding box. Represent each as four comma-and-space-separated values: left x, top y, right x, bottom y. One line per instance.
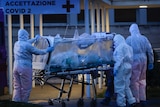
0, 0, 80, 14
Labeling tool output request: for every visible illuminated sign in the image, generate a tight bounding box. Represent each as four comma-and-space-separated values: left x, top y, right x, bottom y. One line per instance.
0, 0, 80, 14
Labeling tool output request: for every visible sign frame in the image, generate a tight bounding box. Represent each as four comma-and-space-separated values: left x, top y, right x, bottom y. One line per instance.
0, 0, 80, 14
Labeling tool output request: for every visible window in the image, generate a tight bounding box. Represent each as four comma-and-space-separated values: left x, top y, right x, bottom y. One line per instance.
10, 15, 30, 24
78, 10, 84, 24
12, 15, 19, 24
114, 9, 136, 22
0, 22, 4, 45
43, 14, 67, 23
147, 8, 160, 22
24, 15, 30, 24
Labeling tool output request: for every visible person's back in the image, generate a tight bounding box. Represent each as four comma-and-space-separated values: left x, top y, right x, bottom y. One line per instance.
126, 23, 154, 106
126, 33, 151, 62
14, 41, 33, 67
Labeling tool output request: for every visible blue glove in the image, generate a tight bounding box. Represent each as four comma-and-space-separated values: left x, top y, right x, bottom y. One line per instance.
35, 34, 40, 41
46, 47, 54, 52
148, 63, 154, 70
113, 70, 117, 76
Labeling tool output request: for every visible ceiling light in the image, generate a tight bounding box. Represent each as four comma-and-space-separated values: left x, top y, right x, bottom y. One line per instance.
139, 5, 148, 8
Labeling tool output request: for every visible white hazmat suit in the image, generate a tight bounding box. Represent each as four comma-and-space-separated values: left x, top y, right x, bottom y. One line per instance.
126, 23, 154, 104
12, 29, 54, 102
113, 34, 136, 107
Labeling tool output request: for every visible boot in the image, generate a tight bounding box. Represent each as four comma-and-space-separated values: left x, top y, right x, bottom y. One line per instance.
129, 102, 138, 107
100, 97, 111, 106
140, 101, 147, 107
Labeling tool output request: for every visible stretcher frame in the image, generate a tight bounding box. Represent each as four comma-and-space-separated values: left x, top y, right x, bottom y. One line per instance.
32, 33, 114, 107
33, 64, 112, 107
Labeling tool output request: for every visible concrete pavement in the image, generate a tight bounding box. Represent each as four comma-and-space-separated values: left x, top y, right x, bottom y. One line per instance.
1, 83, 160, 107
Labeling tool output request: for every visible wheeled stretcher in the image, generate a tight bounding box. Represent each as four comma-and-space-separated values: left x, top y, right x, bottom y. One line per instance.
32, 32, 114, 107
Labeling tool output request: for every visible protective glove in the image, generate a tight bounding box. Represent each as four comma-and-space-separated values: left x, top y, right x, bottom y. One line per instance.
35, 34, 40, 41
46, 47, 54, 52
148, 63, 154, 70
113, 70, 117, 76
109, 60, 115, 67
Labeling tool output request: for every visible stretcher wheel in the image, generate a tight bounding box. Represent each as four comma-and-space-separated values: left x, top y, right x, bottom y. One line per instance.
90, 99, 97, 107
77, 98, 84, 107
48, 99, 54, 105
61, 101, 66, 107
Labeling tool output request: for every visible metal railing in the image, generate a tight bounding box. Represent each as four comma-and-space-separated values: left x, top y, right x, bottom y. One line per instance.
153, 48, 160, 63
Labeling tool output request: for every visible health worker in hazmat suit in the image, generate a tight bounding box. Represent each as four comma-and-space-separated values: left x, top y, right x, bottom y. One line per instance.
126, 23, 154, 106
12, 29, 54, 102
113, 34, 136, 107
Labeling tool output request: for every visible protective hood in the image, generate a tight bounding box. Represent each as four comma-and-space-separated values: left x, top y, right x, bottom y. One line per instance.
18, 29, 29, 41
129, 23, 141, 37
113, 34, 125, 48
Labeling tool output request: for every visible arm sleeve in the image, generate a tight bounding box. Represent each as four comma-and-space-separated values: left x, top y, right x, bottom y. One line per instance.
113, 46, 124, 71
27, 43, 48, 55
126, 37, 131, 46
145, 37, 154, 63
27, 38, 36, 44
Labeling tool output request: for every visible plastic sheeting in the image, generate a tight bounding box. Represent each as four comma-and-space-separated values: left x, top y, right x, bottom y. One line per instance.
33, 33, 114, 72
32, 37, 50, 70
